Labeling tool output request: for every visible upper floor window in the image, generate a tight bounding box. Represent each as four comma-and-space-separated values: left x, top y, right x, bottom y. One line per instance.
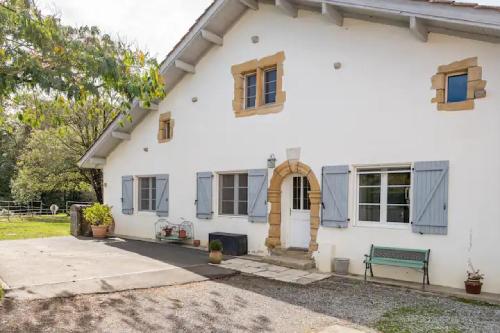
264, 67, 277, 105
219, 173, 248, 216
139, 177, 156, 211
447, 73, 467, 103
231, 51, 285, 117
431, 57, 486, 111
157, 112, 174, 143
245, 72, 257, 109
356, 167, 411, 225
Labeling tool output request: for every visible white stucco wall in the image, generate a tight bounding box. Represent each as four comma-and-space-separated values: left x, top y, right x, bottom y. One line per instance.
103, 4, 500, 293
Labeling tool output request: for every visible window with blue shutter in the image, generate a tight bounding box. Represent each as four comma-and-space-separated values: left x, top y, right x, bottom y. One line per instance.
121, 176, 134, 215
412, 161, 449, 235
321, 165, 349, 228
196, 172, 213, 219
156, 175, 169, 217
248, 169, 268, 223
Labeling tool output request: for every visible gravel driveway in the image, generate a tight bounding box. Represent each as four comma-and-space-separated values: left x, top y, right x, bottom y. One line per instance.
1, 274, 500, 333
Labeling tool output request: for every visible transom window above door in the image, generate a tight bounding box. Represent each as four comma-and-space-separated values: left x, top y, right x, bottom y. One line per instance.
292, 176, 311, 211
356, 167, 411, 225
219, 173, 248, 216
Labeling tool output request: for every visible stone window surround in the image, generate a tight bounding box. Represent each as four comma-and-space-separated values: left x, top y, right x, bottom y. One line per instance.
231, 51, 286, 118
157, 112, 174, 143
431, 57, 486, 111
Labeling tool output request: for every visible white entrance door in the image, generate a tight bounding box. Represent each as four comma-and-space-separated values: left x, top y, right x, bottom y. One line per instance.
288, 176, 311, 249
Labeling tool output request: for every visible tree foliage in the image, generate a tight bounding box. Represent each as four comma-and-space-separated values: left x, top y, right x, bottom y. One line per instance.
0, 0, 165, 112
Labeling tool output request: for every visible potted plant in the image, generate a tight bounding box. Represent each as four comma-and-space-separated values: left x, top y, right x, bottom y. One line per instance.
208, 239, 223, 264
193, 239, 201, 247
179, 228, 187, 239
162, 226, 173, 237
465, 269, 484, 294
83, 203, 113, 238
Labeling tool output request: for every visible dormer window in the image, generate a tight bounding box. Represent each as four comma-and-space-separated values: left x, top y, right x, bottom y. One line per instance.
232, 51, 286, 117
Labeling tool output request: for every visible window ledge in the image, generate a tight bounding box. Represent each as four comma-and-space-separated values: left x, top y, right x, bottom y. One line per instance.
437, 100, 474, 111
235, 103, 284, 118
354, 222, 410, 230
137, 211, 157, 216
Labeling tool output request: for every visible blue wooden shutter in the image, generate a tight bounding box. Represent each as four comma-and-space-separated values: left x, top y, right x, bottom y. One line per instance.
156, 174, 169, 217
121, 176, 134, 215
322, 165, 349, 228
248, 169, 268, 223
196, 172, 213, 219
412, 161, 449, 235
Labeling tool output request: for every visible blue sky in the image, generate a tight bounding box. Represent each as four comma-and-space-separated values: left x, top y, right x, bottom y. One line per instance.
37, 0, 500, 62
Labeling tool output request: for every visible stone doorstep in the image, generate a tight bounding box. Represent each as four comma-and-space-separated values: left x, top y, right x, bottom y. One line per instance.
331, 272, 500, 306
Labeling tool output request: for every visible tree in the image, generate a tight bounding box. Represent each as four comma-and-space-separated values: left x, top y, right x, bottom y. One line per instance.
0, 0, 165, 113
12, 93, 121, 202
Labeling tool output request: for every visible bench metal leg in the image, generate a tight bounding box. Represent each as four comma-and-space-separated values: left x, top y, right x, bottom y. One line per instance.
426, 266, 430, 285
370, 264, 374, 277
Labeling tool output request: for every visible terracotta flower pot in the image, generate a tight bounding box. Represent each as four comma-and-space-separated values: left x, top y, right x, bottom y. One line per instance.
91, 225, 108, 238
179, 229, 187, 239
193, 240, 201, 247
209, 250, 222, 264
465, 279, 482, 294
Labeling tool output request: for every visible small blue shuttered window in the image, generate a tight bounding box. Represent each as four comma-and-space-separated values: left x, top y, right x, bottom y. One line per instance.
155, 174, 169, 217
121, 176, 134, 215
247, 169, 268, 223
321, 165, 350, 228
411, 161, 449, 235
447, 74, 468, 103
196, 172, 213, 219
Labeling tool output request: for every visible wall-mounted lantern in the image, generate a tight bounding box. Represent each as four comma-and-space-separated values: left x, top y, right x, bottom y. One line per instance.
267, 154, 277, 168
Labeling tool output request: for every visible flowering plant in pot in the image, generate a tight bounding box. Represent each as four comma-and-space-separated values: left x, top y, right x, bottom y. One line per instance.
465, 269, 484, 294
83, 203, 113, 238
208, 239, 223, 264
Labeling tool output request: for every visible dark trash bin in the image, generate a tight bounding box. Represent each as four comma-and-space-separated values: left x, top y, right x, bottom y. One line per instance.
209, 232, 248, 256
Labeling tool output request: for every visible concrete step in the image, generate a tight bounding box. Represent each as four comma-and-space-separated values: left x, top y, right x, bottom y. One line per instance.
262, 255, 315, 270
270, 248, 310, 260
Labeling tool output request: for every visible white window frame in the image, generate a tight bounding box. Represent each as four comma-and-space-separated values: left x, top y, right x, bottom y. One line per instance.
244, 72, 257, 110
263, 66, 277, 105
138, 176, 157, 212
217, 171, 249, 217
353, 165, 412, 229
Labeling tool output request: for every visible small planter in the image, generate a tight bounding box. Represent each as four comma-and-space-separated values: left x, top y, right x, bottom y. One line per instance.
163, 228, 173, 237
465, 279, 482, 294
179, 229, 187, 239
209, 250, 222, 264
193, 240, 200, 247
91, 225, 108, 238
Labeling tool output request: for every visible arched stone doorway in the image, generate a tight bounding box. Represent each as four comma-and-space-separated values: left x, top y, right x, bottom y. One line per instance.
265, 160, 321, 254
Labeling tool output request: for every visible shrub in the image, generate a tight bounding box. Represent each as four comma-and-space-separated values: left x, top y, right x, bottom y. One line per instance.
83, 203, 113, 226
0, 286, 4, 301
209, 239, 223, 252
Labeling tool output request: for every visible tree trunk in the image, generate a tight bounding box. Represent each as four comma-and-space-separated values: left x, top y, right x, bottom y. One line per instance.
88, 169, 103, 203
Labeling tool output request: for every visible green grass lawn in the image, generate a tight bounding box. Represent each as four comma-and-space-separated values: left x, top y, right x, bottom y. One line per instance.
0, 214, 70, 241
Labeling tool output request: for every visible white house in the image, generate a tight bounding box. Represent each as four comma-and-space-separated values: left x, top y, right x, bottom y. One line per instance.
78, 0, 500, 294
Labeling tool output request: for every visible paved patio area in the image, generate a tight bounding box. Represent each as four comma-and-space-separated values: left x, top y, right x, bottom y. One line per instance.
218, 258, 331, 284
0, 236, 234, 300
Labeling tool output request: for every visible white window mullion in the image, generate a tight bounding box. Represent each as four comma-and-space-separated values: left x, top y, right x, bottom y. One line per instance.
380, 173, 388, 223
234, 175, 239, 215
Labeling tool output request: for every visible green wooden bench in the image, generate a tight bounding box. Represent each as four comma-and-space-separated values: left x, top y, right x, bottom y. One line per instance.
364, 245, 430, 287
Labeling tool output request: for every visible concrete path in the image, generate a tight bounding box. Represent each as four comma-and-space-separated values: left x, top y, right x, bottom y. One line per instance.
0, 236, 235, 300
218, 258, 331, 284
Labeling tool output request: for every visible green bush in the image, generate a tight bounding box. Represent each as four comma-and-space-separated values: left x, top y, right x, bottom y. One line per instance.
83, 203, 113, 226
0, 286, 4, 301
209, 239, 223, 252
